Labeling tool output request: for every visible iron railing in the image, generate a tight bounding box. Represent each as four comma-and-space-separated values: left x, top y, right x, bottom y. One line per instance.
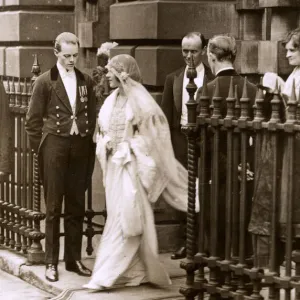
0, 55, 106, 264
180, 59, 300, 300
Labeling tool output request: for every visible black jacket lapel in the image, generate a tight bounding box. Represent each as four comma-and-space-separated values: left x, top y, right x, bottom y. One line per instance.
173, 69, 184, 113
50, 65, 72, 113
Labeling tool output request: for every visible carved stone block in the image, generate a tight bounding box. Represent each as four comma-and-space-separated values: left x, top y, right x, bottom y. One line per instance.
259, 0, 300, 7
135, 46, 183, 86
236, 0, 260, 10
5, 47, 56, 77
78, 22, 102, 48
0, 11, 74, 42
3, 0, 74, 5
240, 12, 262, 40
110, 46, 137, 58
110, 0, 239, 39
258, 41, 293, 75
235, 40, 259, 74
270, 9, 298, 40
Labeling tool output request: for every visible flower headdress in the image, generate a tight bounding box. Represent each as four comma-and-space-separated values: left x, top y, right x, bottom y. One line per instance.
106, 55, 141, 84
106, 62, 130, 83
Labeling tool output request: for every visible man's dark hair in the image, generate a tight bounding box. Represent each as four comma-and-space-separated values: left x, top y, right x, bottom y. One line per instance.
183, 32, 207, 48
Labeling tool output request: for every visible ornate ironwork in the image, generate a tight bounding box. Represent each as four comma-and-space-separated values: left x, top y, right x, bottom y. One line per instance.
0, 54, 106, 265
180, 56, 199, 299
181, 66, 300, 300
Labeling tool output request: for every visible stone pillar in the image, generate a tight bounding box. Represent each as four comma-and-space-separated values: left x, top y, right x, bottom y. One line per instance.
0, 1, 75, 77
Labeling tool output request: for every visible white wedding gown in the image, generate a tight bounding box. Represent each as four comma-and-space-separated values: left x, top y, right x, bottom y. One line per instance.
83, 96, 172, 290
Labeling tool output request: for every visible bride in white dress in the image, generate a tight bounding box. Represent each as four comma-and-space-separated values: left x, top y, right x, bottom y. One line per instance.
83, 54, 198, 290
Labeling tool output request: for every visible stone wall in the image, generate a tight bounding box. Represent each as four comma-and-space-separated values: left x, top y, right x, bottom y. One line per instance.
107, 0, 300, 94
109, 0, 239, 104
0, 1, 75, 77
236, 0, 299, 78
4, 1, 297, 86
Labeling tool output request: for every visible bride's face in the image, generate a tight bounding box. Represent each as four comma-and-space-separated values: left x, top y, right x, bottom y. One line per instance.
106, 69, 120, 88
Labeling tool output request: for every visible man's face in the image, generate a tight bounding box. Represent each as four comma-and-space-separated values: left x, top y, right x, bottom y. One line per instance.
181, 36, 205, 67
55, 42, 79, 71
285, 39, 300, 66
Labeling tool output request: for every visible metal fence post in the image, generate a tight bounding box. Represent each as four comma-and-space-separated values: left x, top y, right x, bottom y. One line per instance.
180, 57, 199, 300
26, 54, 45, 264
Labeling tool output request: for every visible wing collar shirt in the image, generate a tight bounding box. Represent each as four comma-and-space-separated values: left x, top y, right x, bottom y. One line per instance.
57, 62, 79, 135
181, 63, 204, 126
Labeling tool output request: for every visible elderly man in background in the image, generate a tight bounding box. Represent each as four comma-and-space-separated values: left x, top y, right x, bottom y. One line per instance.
161, 32, 214, 260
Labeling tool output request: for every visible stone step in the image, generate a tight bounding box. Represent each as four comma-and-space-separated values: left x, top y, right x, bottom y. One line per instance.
0, 246, 186, 299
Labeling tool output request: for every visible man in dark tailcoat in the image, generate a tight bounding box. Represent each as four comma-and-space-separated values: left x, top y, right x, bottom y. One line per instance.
0, 80, 13, 180
197, 34, 257, 259
161, 32, 214, 260
25, 32, 96, 282
203, 34, 257, 106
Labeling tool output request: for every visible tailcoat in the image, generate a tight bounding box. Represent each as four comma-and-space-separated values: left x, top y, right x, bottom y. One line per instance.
197, 69, 257, 258
25, 65, 96, 264
161, 64, 214, 168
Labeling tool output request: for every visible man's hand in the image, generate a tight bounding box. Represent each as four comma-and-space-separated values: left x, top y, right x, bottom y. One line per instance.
0, 172, 9, 181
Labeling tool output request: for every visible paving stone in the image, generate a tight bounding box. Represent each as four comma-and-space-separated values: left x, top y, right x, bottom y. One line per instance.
0, 269, 51, 300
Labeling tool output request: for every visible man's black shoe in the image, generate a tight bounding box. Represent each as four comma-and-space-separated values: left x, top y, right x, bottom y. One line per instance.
171, 246, 186, 260
65, 260, 92, 277
45, 264, 58, 282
